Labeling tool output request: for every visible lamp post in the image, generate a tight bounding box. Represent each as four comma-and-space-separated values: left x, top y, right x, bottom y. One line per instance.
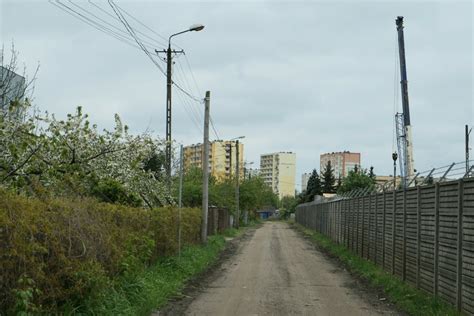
157, 24, 205, 187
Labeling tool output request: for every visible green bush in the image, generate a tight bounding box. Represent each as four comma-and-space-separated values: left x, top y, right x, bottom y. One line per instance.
0, 189, 200, 314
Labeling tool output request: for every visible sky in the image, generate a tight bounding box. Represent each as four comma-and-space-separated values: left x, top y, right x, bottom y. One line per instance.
1, 0, 473, 191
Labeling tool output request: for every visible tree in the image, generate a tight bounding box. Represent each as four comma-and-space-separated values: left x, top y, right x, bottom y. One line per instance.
279, 195, 298, 219
369, 166, 376, 180
304, 169, 322, 202
321, 161, 336, 193
338, 167, 376, 194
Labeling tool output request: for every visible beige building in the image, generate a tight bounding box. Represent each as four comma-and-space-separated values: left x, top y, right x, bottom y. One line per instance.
260, 152, 296, 199
320, 151, 360, 179
183, 140, 244, 181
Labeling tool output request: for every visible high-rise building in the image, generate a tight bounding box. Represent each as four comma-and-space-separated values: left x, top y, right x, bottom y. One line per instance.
320, 151, 360, 179
260, 152, 296, 199
183, 140, 244, 181
301, 172, 311, 192
1, 66, 26, 113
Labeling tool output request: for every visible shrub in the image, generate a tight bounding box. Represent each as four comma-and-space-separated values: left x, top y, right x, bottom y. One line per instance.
0, 189, 200, 313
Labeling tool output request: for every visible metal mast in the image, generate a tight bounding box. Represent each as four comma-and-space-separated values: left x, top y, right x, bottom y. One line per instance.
396, 16, 415, 187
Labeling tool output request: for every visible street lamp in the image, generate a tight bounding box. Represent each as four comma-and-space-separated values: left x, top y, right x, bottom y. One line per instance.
159, 24, 205, 186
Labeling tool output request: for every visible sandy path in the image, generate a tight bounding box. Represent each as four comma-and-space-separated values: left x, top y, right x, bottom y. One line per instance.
184, 221, 397, 316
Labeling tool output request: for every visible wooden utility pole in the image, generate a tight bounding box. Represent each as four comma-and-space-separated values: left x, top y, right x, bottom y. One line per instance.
235, 139, 240, 228
201, 91, 210, 243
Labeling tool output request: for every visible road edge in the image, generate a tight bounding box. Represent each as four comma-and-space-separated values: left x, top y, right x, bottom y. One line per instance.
154, 225, 260, 316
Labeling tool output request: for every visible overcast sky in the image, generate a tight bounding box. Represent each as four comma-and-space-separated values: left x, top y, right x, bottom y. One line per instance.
1, 0, 473, 190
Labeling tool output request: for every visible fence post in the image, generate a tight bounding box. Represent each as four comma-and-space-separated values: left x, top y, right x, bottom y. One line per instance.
416, 186, 421, 289
349, 198, 356, 251
368, 193, 373, 260
382, 190, 386, 268
392, 190, 396, 275
375, 193, 378, 265
456, 179, 464, 312
434, 182, 440, 297
402, 188, 407, 281
361, 196, 365, 258
356, 197, 361, 255
347, 199, 350, 247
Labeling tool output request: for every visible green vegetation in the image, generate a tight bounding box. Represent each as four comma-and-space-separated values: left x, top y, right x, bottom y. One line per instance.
293, 223, 459, 316
300, 169, 322, 202
0, 189, 201, 314
337, 165, 376, 193
279, 196, 299, 219
178, 167, 278, 222
76, 236, 226, 315
321, 161, 336, 193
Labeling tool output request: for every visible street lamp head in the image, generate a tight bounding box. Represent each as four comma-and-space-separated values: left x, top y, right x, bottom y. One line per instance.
189, 24, 205, 32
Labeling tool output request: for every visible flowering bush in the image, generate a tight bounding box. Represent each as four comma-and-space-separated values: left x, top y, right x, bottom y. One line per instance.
0, 101, 171, 207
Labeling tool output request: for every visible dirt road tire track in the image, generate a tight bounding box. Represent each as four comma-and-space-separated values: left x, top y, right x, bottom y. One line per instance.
157, 222, 400, 316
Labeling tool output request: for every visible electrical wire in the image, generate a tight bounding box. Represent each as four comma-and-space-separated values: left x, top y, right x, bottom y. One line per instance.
52, 0, 215, 138
108, 0, 166, 76
50, 0, 142, 50
87, 0, 167, 47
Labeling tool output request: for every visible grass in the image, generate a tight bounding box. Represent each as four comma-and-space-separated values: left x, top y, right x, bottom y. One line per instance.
72, 223, 258, 316
292, 223, 460, 316
76, 235, 226, 316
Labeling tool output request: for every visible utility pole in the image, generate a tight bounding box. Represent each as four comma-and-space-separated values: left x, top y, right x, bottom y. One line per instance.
178, 144, 184, 257
156, 24, 205, 188
156, 46, 184, 187
235, 140, 240, 229
466, 124, 472, 173
201, 91, 210, 243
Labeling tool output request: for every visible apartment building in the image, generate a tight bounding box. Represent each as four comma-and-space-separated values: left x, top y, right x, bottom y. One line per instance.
183, 140, 244, 181
320, 151, 360, 179
260, 152, 296, 199
301, 172, 311, 192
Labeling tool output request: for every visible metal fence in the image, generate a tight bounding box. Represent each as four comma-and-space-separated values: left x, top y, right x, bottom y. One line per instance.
296, 177, 474, 314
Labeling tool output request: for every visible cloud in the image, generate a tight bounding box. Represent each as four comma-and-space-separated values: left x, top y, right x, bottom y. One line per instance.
1, 0, 472, 187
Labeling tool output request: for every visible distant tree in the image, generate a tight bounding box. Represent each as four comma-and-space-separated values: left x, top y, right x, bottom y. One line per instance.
338, 167, 376, 194
279, 195, 298, 219
369, 166, 376, 180
321, 161, 336, 193
304, 169, 322, 202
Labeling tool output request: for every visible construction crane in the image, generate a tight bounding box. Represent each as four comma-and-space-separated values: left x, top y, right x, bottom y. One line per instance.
395, 16, 415, 188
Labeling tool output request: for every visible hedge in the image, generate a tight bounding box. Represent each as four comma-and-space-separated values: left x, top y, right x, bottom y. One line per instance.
0, 189, 201, 314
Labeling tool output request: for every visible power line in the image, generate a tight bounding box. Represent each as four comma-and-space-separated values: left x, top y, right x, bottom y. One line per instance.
87, 0, 167, 48
66, 0, 162, 49
50, 0, 141, 50
209, 115, 221, 141
107, 0, 166, 75
112, 1, 182, 50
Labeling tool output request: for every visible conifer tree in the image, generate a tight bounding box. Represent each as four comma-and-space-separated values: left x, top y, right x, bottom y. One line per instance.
305, 169, 322, 202
322, 161, 336, 193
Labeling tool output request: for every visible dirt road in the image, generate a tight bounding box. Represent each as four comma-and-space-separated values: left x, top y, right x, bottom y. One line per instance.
181, 222, 397, 316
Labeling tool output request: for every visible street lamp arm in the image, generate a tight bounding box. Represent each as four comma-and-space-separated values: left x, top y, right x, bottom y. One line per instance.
169, 30, 191, 46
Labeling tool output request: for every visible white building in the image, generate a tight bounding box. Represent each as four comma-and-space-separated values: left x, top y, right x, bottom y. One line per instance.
260, 152, 296, 199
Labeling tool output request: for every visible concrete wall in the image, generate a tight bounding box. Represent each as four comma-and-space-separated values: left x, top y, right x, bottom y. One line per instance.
296, 177, 474, 314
